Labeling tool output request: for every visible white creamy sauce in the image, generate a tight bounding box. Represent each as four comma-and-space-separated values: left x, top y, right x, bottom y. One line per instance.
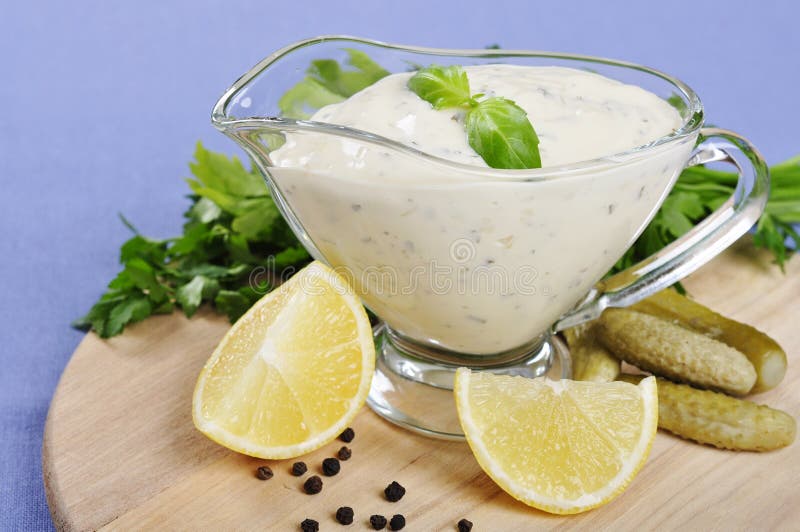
269, 65, 692, 354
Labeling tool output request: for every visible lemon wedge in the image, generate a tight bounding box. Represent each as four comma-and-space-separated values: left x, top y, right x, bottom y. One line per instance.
193, 261, 375, 459
455, 369, 658, 514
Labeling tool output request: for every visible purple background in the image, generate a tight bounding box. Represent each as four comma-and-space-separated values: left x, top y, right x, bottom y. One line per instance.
0, 1, 796, 528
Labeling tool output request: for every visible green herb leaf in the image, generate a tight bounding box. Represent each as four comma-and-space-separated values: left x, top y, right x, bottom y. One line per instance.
278, 79, 345, 120
119, 235, 167, 264
72, 295, 125, 334
309, 55, 389, 98
272, 246, 310, 270
278, 48, 389, 119
753, 213, 800, 271
407, 65, 542, 169
106, 296, 152, 337
345, 49, 390, 81
123, 258, 167, 303
190, 197, 223, 224
176, 275, 219, 318
75, 142, 311, 337
188, 142, 267, 198
407, 65, 472, 109
215, 289, 258, 323
231, 199, 282, 240
465, 97, 541, 169
612, 155, 800, 278
656, 191, 707, 238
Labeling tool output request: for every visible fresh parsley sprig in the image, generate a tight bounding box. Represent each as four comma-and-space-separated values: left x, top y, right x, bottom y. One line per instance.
279, 49, 389, 119
613, 156, 800, 274
407, 65, 541, 169
73, 143, 310, 337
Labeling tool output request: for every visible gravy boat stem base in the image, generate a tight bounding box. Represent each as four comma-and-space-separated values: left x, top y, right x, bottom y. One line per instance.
367, 323, 570, 440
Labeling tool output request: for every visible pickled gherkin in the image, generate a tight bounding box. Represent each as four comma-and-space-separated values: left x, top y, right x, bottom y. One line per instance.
632, 288, 787, 394
596, 308, 756, 396
562, 323, 620, 382
619, 374, 796, 451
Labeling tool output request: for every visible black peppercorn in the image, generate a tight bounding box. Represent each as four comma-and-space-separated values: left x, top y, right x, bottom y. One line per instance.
300, 518, 319, 532
303, 475, 323, 494
292, 461, 308, 476
335, 506, 354, 525
458, 518, 473, 532
337, 446, 352, 461
384, 481, 406, 502
389, 514, 405, 530
322, 457, 341, 476
255, 466, 273, 480
339, 427, 355, 442
369, 514, 387, 530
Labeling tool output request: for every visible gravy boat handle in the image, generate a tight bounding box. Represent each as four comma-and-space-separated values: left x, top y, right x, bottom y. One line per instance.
554, 127, 769, 331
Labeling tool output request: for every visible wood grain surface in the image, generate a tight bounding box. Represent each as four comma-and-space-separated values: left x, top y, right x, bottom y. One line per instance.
43, 238, 800, 531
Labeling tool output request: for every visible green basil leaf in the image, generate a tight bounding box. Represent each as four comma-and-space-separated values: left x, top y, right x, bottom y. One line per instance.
465, 97, 541, 169
407, 65, 472, 110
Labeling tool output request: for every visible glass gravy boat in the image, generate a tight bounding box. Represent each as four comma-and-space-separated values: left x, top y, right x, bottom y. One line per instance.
212, 36, 768, 439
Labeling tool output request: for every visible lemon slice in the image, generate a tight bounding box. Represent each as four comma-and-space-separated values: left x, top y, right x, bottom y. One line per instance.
455, 369, 657, 514
192, 261, 375, 459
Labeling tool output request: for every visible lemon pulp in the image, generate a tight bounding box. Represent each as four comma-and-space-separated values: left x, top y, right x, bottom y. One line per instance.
193, 261, 375, 459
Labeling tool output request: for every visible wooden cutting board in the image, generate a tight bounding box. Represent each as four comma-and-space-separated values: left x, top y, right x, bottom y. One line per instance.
43, 238, 800, 531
